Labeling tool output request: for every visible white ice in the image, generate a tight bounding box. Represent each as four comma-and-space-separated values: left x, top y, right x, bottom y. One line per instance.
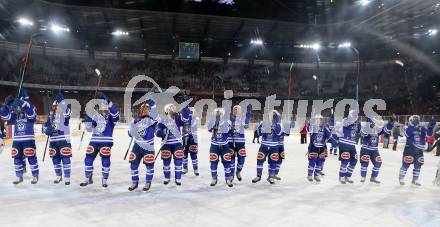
0, 128, 440, 227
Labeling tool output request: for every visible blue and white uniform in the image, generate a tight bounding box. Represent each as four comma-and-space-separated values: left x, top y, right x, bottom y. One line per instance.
256, 112, 282, 179
1, 92, 39, 179
182, 109, 199, 174
44, 96, 72, 180
338, 116, 361, 179
307, 123, 331, 177
208, 112, 232, 181
328, 117, 339, 155
83, 95, 119, 181
228, 107, 250, 178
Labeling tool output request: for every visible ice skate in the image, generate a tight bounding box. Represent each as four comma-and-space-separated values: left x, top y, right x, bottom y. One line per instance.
12, 176, 23, 185
175, 179, 182, 186
210, 177, 218, 186
307, 175, 313, 182
252, 176, 261, 183
53, 176, 62, 184
370, 177, 381, 184
314, 175, 321, 182
80, 176, 93, 187
399, 178, 405, 186
360, 177, 366, 183
64, 178, 70, 185
319, 172, 325, 176
226, 177, 233, 187
412, 179, 421, 186
272, 175, 282, 181
143, 182, 151, 191
267, 176, 275, 184
194, 169, 199, 176
163, 179, 171, 185
182, 168, 188, 175
236, 172, 242, 181
128, 182, 138, 191
345, 176, 354, 184
102, 178, 108, 188
31, 176, 38, 184
339, 177, 346, 184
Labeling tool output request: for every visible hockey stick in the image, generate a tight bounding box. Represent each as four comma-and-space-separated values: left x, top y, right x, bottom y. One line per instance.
123, 137, 134, 160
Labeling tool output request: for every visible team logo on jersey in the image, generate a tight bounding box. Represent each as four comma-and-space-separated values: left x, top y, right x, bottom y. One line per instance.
24, 148, 35, 157
17, 122, 25, 131
257, 152, 265, 160
161, 150, 172, 159
350, 128, 357, 139
341, 152, 350, 159
308, 152, 318, 159
210, 153, 219, 161
189, 145, 198, 153
375, 156, 382, 163
86, 146, 95, 154
143, 154, 155, 164
129, 152, 136, 161
215, 132, 223, 139
174, 150, 184, 159
270, 153, 279, 161
223, 153, 232, 161
370, 136, 377, 144
96, 118, 107, 134
99, 147, 111, 156
238, 148, 246, 157
11, 148, 18, 157
49, 148, 57, 157
417, 157, 424, 164
316, 133, 323, 141
361, 155, 370, 162
51, 122, 58, 131
403, 156, 414, 164
61, 147, 72, 156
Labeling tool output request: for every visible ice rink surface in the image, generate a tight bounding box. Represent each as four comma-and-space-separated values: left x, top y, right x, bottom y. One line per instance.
1, 129, 440, 227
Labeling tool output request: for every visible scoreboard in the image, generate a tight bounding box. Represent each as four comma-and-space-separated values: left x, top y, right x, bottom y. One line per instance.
179, 42, 200, 60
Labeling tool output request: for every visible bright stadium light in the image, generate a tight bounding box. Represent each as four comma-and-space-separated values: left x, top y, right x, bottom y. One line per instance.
17, 18, 34, 26
50, 23, 70, 33
311, 43, 320, 50
428, 29, 438, 36
250, 39, 263, 45
359, 0, 372, 6
112, 30, 129, 36
338, 42, 351, 48
299, 43, 320, 50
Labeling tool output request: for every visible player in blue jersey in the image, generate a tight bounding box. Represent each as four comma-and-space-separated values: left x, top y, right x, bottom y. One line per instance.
252, 110, 282, 185
307, 115, 331, 182
80, 92, 120, 187
44, 93, 72, 185
1, 89, 39, 184
399, 115, 435, 186
208, 108, 233, 187
338, 110, 361, 184
127, 99, 158, 191
156, 103, 190, 186
328, 116, 339, 155
359, 117, 394, 184
228, 105, 250, 182
273, 123, 289, 181
182, 107, 200, 176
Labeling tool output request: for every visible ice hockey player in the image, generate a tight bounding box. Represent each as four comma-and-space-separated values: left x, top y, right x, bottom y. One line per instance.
382, 116, 394, 149
338, 110, 361, 184
208, 108, 233, 187
228, 105, 251, 182
1, 89, 39, 184
359, 116, 393, 184
252, 110, 282, 184
44, 93, 72, 185
399, 115, 435, 186
328, 116, 339, 155
155, 103, 189, 186
307, 114, 331, 182
127, 99, 158, 191
80, 92, 120, 187
182, 107, 199, 176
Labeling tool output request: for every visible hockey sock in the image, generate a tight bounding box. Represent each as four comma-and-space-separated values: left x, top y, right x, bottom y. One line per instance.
163, 158, 171, 180
101, 156, 111, 179
237, 156, 245, 173
13, 158, 24, 177
360, 162, 369, 178
130, 162, 140, 183
28, 156, 39, 177
84, 155, 95, 178
62, 157, 71, 178
371, 162, 381, 178
145, 163, 154, 183
52, 157, 62, 176
308, 158, 317, 176
339, 160, 349, 177
210, 161, 219, 178
399, 163, 410, 180
190, 152, 198, 171
256, 159, 264, 177
174, 158, 183, 180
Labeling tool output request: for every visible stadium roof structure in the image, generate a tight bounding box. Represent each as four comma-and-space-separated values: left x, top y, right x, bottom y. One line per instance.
0, 0, 439, 63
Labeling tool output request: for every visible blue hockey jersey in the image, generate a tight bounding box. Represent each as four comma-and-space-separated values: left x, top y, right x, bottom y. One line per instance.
404, 124, 434, 150
258, 121, 282, 147
156, 111, 189, 145
228, 111, 250, 144
1, 100, 37, 142
308, 124, 331, 148
360, 122, 393, 151
86, 103, 119, 145
338, 118, 361, 146
208, 114, 231, 146
44, 101, 71, 143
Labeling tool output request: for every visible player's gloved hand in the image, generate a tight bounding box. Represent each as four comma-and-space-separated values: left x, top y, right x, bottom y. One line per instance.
12, 98, 25, 108
19, 89, 29, 99
146, 99, 155, 108
4, 95, 14, 106
55, 93, 64, 103
429, 119, 437, 128
96, 92, 109, 103
246, 104, 252, 114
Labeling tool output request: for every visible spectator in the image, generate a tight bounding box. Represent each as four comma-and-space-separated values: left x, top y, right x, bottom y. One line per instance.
300, 123, 308, 144
392, 124, 401, 151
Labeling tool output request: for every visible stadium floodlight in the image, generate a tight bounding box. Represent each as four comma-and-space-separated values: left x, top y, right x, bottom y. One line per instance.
338, 42, 351, 48
250, 39, 263, 45
112, 30, 129, 36
312, 75, 318, 80
17, 18, 34, 26
428, 29, 438, 36
395, 60, 405, 67
311, 43, 320, 50
359, 0, 371, 6
50, 24, 70, 33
